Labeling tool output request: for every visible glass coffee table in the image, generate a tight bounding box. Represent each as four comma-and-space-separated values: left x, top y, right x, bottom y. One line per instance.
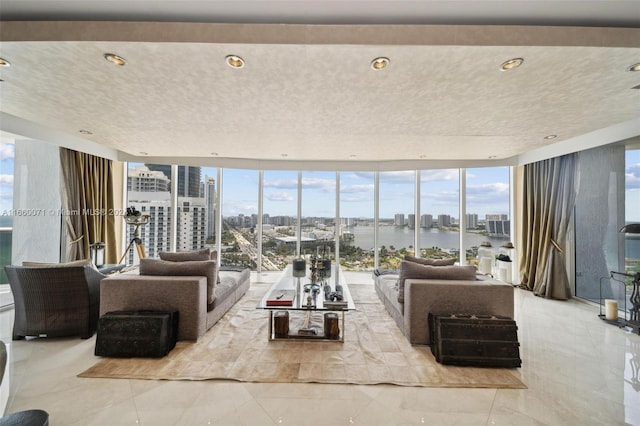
257, 264, 356, 342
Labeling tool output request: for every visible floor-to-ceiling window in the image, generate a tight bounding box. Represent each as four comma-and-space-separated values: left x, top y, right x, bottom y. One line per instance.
624, 149, 640, 275
339, 171, 375, 271
301, 171, 336, 261
262, 170, 298, 271
378, 171, 416, 269
125, 162, 173, 263
221, 168, 258, 270
419, 169, 460, 261
465, 167, 511, 272
0, 139, 14, 284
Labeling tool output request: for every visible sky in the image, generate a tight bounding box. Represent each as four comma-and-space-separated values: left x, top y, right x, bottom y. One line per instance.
1, 144, 639, 223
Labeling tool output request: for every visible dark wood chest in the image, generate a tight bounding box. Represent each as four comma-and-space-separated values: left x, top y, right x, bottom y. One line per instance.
429, 313, 522, 368
95, 310, 179, 358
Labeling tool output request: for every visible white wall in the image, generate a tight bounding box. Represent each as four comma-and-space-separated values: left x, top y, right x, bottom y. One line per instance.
11, 139, 61, 264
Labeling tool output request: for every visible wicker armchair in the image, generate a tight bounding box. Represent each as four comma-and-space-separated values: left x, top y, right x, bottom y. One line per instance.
4, 265, 104, 340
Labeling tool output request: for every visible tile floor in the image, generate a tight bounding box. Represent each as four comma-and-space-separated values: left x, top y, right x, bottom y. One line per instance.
1, 271, 639, 426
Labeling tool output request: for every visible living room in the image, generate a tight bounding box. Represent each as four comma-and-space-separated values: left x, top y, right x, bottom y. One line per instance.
1, 1, 640, 425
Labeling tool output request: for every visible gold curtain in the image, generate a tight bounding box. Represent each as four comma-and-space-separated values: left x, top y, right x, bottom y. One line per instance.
519, 153, 579, 299
59, 149, 84, 261
60, 148, 119, 264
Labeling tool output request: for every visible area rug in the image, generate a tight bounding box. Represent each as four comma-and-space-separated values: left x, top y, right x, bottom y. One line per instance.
79, 283, 526, 389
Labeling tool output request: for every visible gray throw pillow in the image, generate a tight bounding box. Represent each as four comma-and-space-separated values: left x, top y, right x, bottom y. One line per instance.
397, 260, 477, 303
403, 255, 456, 266
140, 258, 217, 305
159, 248, 211, 262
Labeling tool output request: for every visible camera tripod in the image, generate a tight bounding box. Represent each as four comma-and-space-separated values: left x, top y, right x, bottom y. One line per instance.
118, 214, 150, 264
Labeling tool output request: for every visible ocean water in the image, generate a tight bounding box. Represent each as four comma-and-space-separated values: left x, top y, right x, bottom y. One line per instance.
344, 226, 508, 251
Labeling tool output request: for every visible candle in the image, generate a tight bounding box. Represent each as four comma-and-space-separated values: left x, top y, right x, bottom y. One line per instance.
605, 299, 618, 321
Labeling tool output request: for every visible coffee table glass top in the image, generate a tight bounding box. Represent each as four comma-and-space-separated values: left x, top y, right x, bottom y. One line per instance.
258, 264, 355, 311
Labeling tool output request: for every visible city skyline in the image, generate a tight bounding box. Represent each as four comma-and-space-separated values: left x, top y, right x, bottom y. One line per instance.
0, 143, 639, 223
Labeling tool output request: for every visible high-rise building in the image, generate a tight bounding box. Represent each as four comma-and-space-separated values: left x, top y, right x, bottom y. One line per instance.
466, 213, 478, 229
420, 214, 433, 228
408, 214, 415, 229
486, 214, 508, 221
146, 164, 202, 197
204, 176, 216, 240
126, 166, 207, 262
437, 214, 451, 227
394, 213, 405, 226
177, 198, 207, 251
487, 219, 510, 237
127, 166, 170, 192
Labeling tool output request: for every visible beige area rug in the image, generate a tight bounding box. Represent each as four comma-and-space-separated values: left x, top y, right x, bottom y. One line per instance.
79, 284, 525, 389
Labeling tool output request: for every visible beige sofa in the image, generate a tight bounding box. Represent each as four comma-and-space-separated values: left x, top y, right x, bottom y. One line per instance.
100, 251, 250, 341
374, 261, 514, 345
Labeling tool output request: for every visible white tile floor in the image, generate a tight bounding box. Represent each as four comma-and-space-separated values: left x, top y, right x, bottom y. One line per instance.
1, 271, 639, 426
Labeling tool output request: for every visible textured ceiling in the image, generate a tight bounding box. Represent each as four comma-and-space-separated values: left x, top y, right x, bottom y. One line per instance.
0, 3, 639, 169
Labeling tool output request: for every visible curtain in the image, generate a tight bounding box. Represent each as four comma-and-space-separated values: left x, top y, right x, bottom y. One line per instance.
519, 153, 579, 299
60, 148, 119, 264
60, 149, 84, 261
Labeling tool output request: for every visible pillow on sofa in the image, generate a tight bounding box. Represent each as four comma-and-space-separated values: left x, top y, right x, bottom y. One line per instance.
397, 260, 477, 303
22, 259, 93, 268
159, 248, 211, 262
160, 249, 220, 283
140, 258, 217, 305
403, 255, 456, 266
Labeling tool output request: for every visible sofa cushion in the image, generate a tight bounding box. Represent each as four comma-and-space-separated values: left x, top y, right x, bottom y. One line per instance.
160, 249, 220, 283
403, 255, 456, 266
140, 258, 217, 305
397, 260, 477, 303
22, 259, 93, 268
159, 249, 211, 262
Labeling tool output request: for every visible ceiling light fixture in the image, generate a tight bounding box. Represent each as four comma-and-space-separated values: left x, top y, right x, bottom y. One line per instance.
544, 134, 557, 140
226, 55, 245, 69
371, 57, 390, 70
78, 129, 93, 135
627, 63, 640, 72
281, 153, 288, 157
488, 155, 497, 159
139, 151, 148, 155
0, 57, 11, 67
211, 152, 218, 156
500, 58, 524, 71
103, 53, 126, 66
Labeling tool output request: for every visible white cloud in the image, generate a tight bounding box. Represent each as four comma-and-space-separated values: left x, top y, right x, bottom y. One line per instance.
421, 169, 459, 182
0, 175, 13, 185
626, 163, 640, 189
0, 143, 14, 161
266, 191, 294, 202
340, 183, 374, 194
263, 178, 297, 189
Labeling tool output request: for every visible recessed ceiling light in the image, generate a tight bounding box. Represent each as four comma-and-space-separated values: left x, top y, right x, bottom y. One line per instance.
78, 129, 93, 135
0, 57, 11, 67
371, 57, 390, 70
627, 63, 640, 72
226, 55, 245, 69
500, 58, 523, 71
544, 134, 557, 140
104, 53, 126, 66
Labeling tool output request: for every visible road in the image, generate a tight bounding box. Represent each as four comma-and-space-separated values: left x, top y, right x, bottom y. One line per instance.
228, 227, 279, 270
